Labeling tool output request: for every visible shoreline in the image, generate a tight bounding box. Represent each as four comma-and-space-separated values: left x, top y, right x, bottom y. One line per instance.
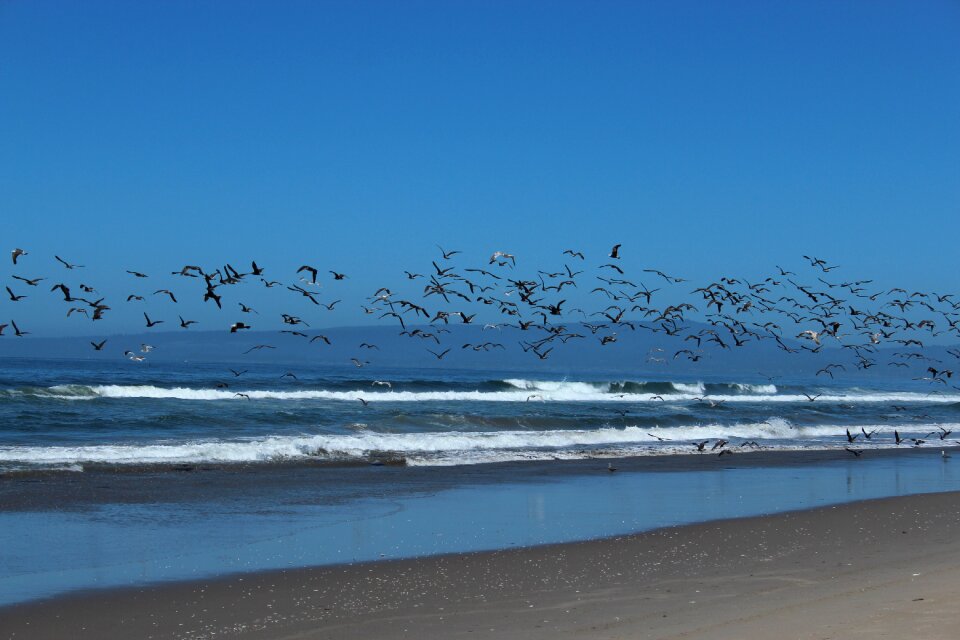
3, 490, 960, 638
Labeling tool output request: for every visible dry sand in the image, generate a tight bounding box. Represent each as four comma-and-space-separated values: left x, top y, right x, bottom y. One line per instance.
3, 491, 959, 639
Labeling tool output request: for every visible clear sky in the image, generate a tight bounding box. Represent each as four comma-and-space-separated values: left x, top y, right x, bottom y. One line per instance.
1, 1, 958, 334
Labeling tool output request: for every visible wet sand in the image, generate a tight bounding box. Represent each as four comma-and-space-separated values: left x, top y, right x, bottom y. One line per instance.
3, 490, 959, 639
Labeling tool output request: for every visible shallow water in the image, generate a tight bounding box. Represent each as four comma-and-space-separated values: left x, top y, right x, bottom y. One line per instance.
1, 449, 957, 607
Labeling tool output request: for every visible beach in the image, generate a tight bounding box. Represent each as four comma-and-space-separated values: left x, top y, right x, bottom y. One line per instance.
3, 490, 958, 639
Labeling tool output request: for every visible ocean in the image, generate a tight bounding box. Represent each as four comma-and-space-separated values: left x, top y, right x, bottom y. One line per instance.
2, 357, 959, 606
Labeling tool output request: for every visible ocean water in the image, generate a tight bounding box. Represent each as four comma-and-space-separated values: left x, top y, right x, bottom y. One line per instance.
0, 358, 958, 472
2, 357, 960, 606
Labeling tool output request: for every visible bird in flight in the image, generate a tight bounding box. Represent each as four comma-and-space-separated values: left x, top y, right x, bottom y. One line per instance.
55, 255, 83, 269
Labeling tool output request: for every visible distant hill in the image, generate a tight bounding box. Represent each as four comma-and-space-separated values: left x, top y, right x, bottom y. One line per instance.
1, 322, 953, 384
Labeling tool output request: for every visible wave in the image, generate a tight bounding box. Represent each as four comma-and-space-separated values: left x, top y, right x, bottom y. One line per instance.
1, 421, 954, 468
2, 382, 956, 405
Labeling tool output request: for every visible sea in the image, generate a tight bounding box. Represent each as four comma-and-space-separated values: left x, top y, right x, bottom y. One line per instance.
2, 357, 960, 607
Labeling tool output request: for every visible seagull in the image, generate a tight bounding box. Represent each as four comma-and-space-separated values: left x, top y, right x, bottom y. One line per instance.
90, 339, 107, 351
243, 345, 276, 354
126, 270, 149, 278
234, 393, 251, 400
5, 287, 25, 302
372, 380, 392, 388
140, 344, 154, 353
11, 248, 27, 264
179, 316, 198, 328
11, 320, 29, 337
143, 313, 163, 328
154, 289, 178, 303
297, 265, 319, 284
11, 275, 44, 286
609, 244, 621, 259
230, 322, 251, 333
329, 271, 347, 280
55, 255, 83, 269
437, 245, 461, 260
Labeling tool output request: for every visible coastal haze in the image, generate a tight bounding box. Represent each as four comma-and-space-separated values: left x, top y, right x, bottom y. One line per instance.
2, 2, 960, 639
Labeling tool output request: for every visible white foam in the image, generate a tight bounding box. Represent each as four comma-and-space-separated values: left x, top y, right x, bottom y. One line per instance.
1, 422, 955, 467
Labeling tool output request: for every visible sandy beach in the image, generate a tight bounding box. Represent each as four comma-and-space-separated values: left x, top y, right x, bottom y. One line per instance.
3, 490, 959, 639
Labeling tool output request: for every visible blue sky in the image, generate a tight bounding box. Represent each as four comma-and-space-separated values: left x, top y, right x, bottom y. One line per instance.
1, 1, 958, 334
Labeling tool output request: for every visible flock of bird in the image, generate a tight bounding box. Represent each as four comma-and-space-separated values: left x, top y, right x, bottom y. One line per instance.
4, 243, 960, 457
4, 244, 960, 391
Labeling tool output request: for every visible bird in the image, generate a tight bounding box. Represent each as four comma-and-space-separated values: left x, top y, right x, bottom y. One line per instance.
5, 287, 26, 302
55, 255, 83, 269
427, 348, 451, 360
11, 275, 44, 286
10, 320, 29, 337
230, 322, 251, 333
143, 313, 163, 328
90, 339, 107, 351
154, 289, 178, 303
179, 316, 198, 328
234, 393, 251, 400
11, 248, 28, 264
297, 265, 319, 283
126, 270, 149, 278
845, 447, 863, 457
243, 345, 276, 354
437, 245, 461, 260
608, 244, 621, 259
329, 271, 347, 280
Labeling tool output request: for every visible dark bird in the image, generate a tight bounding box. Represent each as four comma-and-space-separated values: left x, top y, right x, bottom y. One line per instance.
845, 447, 863, 457
297, 265, 319, 283
437, 245, 461, 260
50, 283, 72, 301
234, 393, 251, 400
11, 275, 44, 286
154, 289, 178, 303
310, 335, 332, 345
329, 271, 347, 280
427, 348, 451, 360
143, 313, 164, 328
179, 315, 197, 328
11, 248, 27, 264
11, 320, 28, 336
126, 270, 148, 278
90, 339, 107, 351
609, 244, 621, 259
244, 345, 276, 354
55, 255, 83, 269
802, 393, 821, 402
230, 322, 251, 333
229, 369, 248, 377
5, 287, 25, 302
238, 303, 258, 314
